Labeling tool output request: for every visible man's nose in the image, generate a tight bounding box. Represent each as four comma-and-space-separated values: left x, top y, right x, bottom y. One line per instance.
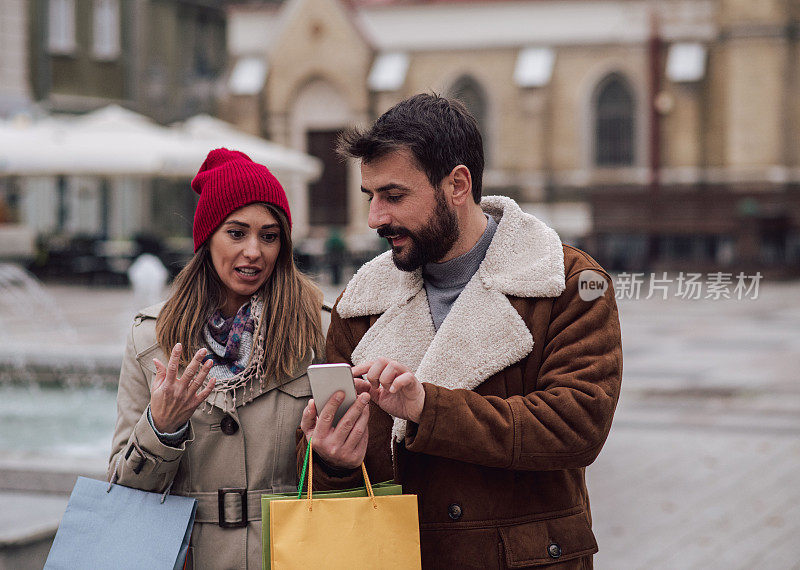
367, 200, 390, 229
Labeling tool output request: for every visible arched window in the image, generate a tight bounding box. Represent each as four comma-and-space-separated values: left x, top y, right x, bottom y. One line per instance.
448, 75, 488, 159
594, 74, 635, 167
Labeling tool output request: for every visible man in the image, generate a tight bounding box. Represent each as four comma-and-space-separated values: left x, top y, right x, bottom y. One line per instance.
299, 94, 622, 569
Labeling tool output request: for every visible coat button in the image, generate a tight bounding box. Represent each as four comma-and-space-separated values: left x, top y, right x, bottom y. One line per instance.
548, 542, 562, 559
447, 503, 462, 520
220, 414, 239, 435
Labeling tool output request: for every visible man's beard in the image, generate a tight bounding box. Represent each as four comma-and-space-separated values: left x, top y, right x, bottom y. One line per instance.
377, 190, 459, 272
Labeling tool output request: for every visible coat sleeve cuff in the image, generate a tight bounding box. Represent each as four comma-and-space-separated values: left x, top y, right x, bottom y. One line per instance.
314, 452, 359, 478
298, 437, 363, 490
403, 382, 439, 452
146, 405, 190, 447
132, 409, 193, 462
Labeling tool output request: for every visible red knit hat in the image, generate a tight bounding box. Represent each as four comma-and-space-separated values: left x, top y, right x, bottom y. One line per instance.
191, 148, 291, 251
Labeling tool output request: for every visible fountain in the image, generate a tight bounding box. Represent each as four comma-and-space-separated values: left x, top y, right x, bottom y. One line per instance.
0, 263, 121, 458
0, 263, 75, 341
0, 263, 122, 388
0, 258, 171, 458
0, 264, 123, 567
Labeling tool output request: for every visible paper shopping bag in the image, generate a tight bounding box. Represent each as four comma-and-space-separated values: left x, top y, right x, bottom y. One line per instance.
268, 440, 421, 569
261, 481, 403, 569
44, 477, 197, 570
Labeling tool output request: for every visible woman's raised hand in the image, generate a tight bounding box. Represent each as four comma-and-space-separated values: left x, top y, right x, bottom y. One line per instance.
150, 343, 216, 434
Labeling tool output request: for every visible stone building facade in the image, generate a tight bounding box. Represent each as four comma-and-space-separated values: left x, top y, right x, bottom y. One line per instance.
0, 0, 33, 117
224, 0, 800, 272
27, 0, 227, 123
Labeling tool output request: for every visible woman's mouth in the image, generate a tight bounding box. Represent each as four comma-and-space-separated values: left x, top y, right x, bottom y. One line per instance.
235, 267, 261, 281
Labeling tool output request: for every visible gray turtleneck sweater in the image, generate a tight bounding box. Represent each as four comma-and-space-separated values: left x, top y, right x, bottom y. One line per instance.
422, 214, 498, 331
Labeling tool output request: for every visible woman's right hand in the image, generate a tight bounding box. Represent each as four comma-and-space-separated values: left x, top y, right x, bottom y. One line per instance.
150, 343, 216, 434
300, 390, 371, 470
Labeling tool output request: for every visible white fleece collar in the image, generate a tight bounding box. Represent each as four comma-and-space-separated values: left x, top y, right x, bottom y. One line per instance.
336, 196, 566, 443
337, 196, 564, 318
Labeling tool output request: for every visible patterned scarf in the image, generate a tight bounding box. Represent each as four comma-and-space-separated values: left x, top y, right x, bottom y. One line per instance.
199, 295, 315, 413
203, 303, 256, 378
199, 295, 268, 412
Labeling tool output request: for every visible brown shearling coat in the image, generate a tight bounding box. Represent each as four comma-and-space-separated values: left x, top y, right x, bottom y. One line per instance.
305, 196, 622, 569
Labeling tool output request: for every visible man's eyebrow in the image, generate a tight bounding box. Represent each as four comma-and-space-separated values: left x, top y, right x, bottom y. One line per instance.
360, 183, 411, 194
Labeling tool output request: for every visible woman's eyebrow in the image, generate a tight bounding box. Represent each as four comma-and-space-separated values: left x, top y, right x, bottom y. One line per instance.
223, 220, 279, 230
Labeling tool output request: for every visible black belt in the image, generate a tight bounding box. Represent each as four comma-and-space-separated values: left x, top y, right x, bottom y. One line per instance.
183, 488, 274, 527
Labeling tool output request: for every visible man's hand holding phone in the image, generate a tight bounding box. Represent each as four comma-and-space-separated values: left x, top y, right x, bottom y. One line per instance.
300, 365, 372, 470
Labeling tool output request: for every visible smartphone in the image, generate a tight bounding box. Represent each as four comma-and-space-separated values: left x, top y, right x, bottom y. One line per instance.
306, 363, 358, 426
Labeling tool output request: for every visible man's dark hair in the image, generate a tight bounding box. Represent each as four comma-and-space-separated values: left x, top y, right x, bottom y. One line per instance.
338, 93, 484, 203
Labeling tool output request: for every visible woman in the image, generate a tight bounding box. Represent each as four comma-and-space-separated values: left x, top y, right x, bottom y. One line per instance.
108, 148, 324, 569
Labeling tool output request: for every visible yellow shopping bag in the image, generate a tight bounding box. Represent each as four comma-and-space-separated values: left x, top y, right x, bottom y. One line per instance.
268, 440, 421, 569
261, 476, 403, 568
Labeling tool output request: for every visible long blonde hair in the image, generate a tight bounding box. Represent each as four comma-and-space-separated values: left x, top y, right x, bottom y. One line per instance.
156, 203, 324, 384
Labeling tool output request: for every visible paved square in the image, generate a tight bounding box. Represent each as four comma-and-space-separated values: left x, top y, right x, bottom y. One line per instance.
1, 277, 799, 569
589, 280, 800, 569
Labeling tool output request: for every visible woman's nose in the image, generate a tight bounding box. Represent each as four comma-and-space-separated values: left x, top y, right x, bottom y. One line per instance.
243, 237, 260, 258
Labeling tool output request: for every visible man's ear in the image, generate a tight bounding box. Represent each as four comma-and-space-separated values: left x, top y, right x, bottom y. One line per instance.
449, 165, 472, 206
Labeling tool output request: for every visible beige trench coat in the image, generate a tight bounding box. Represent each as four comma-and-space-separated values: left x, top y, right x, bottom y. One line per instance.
109, 303, 326, 569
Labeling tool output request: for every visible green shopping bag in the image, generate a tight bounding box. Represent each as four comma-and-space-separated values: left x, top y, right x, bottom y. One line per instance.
261, 439, 403, 569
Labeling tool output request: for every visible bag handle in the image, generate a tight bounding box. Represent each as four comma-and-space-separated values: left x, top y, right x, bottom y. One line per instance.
107, 454, 123, 491
299, 437, 377, 511
297, 437, 311, 499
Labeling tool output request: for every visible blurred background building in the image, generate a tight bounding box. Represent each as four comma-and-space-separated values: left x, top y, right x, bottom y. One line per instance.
1, 0, 799, 280
0, 0, 231, 276
223, 0, 800, 276
0, 0, 322, 280
27, 0, 225, 122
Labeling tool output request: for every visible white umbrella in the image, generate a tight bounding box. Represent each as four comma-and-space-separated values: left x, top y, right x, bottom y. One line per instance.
63, 106, 173, 175
166, 114, 321, 181
0, 107, 321, 180
0, 106, 170, 176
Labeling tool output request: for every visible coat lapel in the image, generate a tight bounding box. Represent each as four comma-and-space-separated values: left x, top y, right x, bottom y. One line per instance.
415, 275, 533, 392
351, 275, 532, 392
351, 287, 435, 371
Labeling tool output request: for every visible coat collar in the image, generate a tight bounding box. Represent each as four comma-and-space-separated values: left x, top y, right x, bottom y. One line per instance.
336, 196, 565, 442
337, 196, 565, 319
137, 301, 165, 320
134, 301, 309, 413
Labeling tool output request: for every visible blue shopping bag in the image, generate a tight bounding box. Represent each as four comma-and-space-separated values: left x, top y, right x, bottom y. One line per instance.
44, 477, 196, 570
